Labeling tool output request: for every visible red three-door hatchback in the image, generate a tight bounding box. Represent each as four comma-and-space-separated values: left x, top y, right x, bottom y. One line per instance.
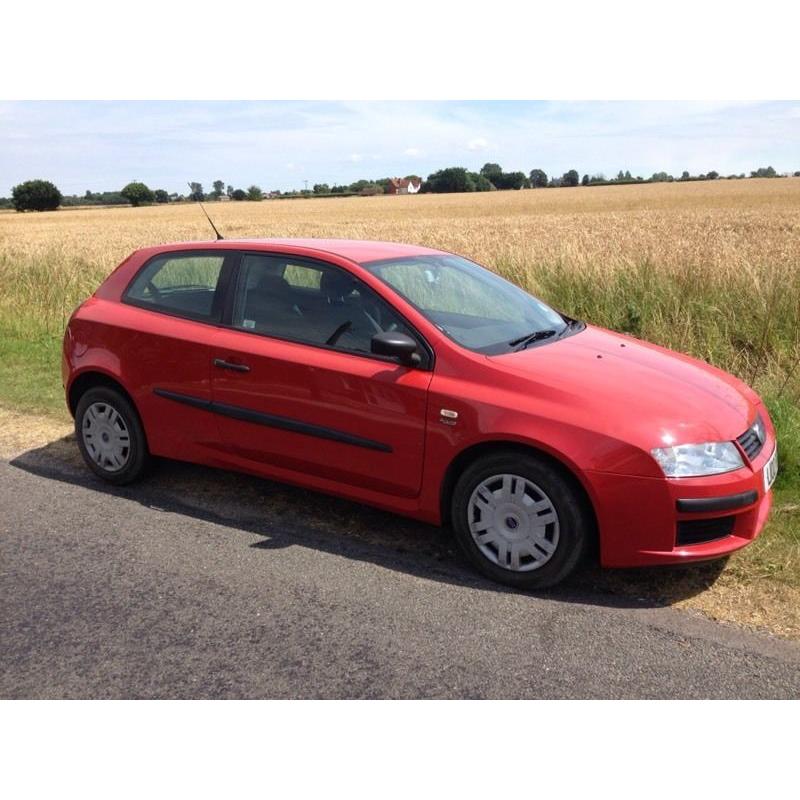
62, 238, 778, 588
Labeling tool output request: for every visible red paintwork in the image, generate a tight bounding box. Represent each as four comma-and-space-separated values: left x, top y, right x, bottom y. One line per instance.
63, 239, 776, 568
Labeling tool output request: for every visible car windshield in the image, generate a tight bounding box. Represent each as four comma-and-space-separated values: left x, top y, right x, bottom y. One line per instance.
363, 254, 571, 354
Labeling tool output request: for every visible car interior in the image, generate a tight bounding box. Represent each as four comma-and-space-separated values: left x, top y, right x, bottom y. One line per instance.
233, 255, 414, 353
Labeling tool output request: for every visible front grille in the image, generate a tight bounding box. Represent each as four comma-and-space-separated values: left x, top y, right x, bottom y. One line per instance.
676, 516, 736, 546
736, 416, 765, 461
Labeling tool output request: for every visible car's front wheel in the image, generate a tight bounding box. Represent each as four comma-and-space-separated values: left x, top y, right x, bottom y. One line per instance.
451, 451, 591, 589
75, 386, 150, 485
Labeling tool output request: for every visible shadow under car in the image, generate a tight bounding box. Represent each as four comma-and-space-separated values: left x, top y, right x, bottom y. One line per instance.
9, 434, 729, 609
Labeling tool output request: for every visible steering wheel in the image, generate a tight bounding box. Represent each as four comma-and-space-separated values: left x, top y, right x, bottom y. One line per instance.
326, 320, 352, 346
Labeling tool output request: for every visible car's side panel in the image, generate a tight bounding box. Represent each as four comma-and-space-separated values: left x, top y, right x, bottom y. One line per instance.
410, 350, 634, 522
208, 327, 433, 498
66, 298, 221, 460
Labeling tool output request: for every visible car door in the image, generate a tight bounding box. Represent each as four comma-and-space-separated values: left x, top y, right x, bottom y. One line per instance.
209, 252, 433, 498
119, 249, 235, 459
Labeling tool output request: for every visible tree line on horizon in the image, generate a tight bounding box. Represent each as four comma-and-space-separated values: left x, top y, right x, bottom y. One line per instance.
3, 165, 797, 211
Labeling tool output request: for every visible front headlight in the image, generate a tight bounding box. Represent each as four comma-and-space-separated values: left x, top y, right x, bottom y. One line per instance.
651, 441, 744, 478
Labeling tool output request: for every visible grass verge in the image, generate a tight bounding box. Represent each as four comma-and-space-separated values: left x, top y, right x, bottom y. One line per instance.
0, 334, 65, 416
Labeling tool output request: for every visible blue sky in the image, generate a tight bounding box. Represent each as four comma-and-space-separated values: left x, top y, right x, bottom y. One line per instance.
1, 101, 798, 195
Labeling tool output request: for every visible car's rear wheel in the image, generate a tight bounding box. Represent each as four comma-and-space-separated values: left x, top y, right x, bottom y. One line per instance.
451, 451, 590, 589
75, 386, 150, 485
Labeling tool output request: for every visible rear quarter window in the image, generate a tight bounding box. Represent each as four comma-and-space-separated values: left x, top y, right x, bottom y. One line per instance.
124, 253, 226, 321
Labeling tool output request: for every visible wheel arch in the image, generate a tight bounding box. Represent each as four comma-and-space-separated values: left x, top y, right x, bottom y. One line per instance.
68, 369, 138, 419
439, 439, 600, 558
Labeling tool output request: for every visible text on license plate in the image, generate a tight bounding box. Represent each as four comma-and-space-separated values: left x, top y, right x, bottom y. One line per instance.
763, 448, 778, 492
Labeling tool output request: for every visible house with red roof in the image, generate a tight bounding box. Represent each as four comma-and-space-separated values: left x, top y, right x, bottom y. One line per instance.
386, 177, 422, 195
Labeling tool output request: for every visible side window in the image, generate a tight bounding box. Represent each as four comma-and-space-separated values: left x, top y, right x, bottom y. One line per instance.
125, 253, 226, 321
232, 254, 422, 357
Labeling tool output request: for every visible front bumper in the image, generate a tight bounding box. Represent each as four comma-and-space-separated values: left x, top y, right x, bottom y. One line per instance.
586, 439, 776, 568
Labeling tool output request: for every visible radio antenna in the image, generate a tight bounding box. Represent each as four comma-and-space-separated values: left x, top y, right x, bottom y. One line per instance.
188, 182, 224, 240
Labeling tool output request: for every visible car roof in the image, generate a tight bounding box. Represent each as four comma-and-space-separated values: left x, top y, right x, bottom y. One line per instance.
139, 238, 446, 264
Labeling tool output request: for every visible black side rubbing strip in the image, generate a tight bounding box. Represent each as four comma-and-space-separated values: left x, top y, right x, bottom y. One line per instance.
675, 490, 758, 514
153, 388, 212, 411
153, 388, 392, 453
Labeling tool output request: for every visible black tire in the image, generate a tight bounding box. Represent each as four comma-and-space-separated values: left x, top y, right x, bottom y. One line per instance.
451, 450, 591, 590
74, 386, 150, 485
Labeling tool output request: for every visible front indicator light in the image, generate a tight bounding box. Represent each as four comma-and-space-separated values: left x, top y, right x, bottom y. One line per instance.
651, 441, 744, 478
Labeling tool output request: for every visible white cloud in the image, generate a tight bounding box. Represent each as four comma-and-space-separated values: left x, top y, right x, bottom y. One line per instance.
348, 153, 363, 162
404, 147, 420, 156
467, 137, 489, 151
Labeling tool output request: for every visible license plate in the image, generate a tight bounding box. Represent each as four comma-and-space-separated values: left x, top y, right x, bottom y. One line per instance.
763, 447, 778, 492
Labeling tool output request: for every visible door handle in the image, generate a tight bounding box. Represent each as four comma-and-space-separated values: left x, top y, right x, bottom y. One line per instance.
213, 358, 250, 373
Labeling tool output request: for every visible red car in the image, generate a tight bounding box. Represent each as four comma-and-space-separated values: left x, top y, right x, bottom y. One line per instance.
62, 239, 778, 588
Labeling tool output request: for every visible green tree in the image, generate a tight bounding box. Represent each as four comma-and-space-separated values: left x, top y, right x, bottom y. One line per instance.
493, 171, 528, 190
189, 182, 205, 201
581, 174, 589, 186
212, 180, 225, 199
120, 181, 154, 207
562, 169, 580, 187
479, 163, 503, 183
680, 171, 691, 181
153, 189, 170, 203
231, 189, 247, 201
529, 169, 548, 188
11, 179, 62, 212
246, 185, 264, 201
470, 173, 495, 191
313, 183, 331, 194
226, 184, 234, 198
750, 166, 777, 178
425, 167, 475, 193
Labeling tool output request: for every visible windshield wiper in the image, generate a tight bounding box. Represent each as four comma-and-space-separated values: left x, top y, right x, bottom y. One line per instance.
508, 329, 558, 350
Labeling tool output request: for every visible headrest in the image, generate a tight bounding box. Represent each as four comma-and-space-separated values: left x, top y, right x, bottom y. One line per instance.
255, 271, 290, 294
320, 270, 356, 301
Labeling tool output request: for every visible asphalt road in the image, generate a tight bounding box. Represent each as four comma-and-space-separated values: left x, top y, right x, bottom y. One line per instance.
2, 436, 799, 698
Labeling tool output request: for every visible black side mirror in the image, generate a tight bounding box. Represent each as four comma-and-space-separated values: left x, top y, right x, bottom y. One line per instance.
371, 331, 422, 367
